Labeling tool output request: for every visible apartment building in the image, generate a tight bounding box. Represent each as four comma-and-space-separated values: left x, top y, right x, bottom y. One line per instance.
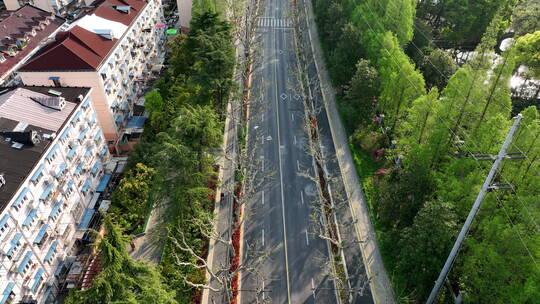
18, 0, 166, 154
0, 5, 65, 87
0, 86, 109, 304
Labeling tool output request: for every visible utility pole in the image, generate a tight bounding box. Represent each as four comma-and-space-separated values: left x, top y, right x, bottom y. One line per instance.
426, 114, 524, 304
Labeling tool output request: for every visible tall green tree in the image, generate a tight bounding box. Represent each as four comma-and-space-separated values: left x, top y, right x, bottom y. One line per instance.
65, 217, 177, 304
377, 32, 426, 134
383, 0, 416, 45
329, 23, 365, 86
397, 201, 459, 300
170, 105, 223, 171
110, 163, 156, 232
419, 48, 457, 90
342, 59, 380, 127
511, 0, 540, 36
513, 31, 540, 78
168, 11, 235, 112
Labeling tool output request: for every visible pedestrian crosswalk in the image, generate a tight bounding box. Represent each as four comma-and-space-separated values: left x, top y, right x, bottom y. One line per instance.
257, 17, 292, 28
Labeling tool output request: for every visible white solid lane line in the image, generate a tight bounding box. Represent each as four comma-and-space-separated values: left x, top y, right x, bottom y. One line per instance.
273, 24, 292, 304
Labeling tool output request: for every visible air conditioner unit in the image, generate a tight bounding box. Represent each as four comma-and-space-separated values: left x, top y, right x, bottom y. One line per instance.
43, 176, 53, 185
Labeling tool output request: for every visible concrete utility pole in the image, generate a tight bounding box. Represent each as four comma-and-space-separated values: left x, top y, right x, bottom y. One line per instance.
426, 114, 524, 304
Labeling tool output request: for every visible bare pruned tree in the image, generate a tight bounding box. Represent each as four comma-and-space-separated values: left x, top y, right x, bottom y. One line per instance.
224, 0, 265, 121
168, 211, 276, 304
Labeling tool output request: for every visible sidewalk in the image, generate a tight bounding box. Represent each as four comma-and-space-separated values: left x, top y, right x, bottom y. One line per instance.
201, 83, 239, 304
301, 0, 396, 302
129, 201, 166, 264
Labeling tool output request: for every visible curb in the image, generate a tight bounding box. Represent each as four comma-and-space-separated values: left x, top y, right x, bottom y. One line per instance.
201, 100, 233, 304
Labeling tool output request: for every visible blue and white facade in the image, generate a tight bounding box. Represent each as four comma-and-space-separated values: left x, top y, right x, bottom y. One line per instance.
0, 87, 110, 304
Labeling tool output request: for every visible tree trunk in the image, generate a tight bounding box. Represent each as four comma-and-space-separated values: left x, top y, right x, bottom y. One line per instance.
475, 53, 508, 134
418, 109, 431, 144
447, 72, 476, 146
390, 85, 406, 134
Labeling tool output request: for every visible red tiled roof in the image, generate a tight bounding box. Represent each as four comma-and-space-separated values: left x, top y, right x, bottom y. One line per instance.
0, 5, 65, 79
19, 0, 148, 72
94, 0, 146, 26
19, 26, 118, 71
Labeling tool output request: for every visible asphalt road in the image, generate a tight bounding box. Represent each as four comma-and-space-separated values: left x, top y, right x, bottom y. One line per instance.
240, 0, 338, 302
295, 0, 375, 301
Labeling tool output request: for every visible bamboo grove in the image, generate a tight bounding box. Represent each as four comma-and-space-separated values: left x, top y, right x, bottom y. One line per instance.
313, 0, 540, 302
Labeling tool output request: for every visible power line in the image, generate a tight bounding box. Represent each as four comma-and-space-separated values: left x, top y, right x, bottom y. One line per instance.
363, 0, 540, 234
352, 5, 540, 301
491, 190, 540, 272
393, 0, 538, 136
426, 114, 526, 303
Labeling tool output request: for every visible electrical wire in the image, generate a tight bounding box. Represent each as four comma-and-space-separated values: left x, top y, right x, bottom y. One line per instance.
354, 0, 540, 272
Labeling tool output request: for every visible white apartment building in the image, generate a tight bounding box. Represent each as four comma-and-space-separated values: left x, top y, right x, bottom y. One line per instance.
19, 0, 166, 154
0, 86, 110, 304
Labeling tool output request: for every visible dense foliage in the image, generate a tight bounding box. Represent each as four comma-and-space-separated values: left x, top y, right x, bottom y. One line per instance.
109, 163, 156, 233
313, 0, 540, 302
65, 217, 177, 304
131, 10, 233, 303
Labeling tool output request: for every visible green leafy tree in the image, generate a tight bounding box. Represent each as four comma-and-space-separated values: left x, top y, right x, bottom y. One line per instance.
405, 19, 434, 64
313, 0, 345, 48
419, 48, 457, 90
110, 163, 156, 232
169, 105, 222, 172
457, 213, 540, 303
329, 23, 365, 86
513, 31, 540, 78
343, 59, 380, 126
65, 217, 177, 304
167, 11, 235, 112
377, 32, 426, 134
512, 0, 540, 36
383, 0, 416, 45
397, 200, 459, 301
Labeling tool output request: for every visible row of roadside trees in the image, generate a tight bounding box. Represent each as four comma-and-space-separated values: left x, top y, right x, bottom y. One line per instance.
313, 0, 540, 302
65, 8, 235, 304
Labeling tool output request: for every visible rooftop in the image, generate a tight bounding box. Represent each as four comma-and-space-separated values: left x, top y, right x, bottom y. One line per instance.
0, 5, 65, 81
0, 86, 91, 212
19, 0, 149, 72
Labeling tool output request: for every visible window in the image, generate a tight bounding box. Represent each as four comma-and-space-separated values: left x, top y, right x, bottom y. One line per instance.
0, 214, 9, 235
71, 201, 83, 220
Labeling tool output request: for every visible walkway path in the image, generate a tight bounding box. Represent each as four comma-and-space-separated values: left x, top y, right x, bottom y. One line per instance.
129, 201, 166, 264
